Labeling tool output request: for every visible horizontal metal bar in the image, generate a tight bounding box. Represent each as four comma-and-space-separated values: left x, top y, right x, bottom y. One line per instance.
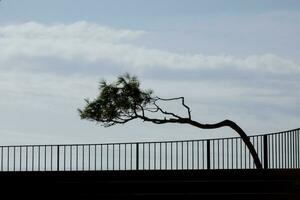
1, 128, 298, 148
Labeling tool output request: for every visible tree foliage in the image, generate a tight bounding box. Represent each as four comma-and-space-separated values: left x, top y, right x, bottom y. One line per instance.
78, 73, 153, 127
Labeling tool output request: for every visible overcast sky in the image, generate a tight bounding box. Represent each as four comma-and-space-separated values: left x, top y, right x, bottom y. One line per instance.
0, 0, 299, 145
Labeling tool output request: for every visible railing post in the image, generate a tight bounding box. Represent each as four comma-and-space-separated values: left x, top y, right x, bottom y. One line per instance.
263, 135, 268, 169
57, 145, 60, 171
207, 140, 211, 170
136, 143, 139, 170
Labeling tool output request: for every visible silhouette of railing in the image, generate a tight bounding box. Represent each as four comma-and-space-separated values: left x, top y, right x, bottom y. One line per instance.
0, 128, 299, 171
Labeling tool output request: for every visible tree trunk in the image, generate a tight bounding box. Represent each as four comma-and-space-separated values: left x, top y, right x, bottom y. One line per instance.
187, 119, 263, 169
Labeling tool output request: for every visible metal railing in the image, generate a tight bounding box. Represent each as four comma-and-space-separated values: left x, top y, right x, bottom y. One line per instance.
0, 128, 299, 172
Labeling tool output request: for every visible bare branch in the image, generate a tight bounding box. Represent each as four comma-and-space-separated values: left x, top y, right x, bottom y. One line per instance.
153, 100, 181, 119
155, 96, 191, 119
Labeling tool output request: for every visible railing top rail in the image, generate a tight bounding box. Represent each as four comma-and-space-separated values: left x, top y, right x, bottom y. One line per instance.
249, 127, 300, 137
0, 127, 299, 148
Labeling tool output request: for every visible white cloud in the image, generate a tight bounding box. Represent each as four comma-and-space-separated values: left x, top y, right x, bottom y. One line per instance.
0, 21, 299, 73
0, 21, 299, 144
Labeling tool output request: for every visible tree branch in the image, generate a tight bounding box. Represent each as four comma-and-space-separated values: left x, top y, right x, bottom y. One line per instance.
156, 96, 191, 119
153, 100, 181, 119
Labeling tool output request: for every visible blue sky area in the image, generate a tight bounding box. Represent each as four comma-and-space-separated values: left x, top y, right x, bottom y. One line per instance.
0, 0, 299, 145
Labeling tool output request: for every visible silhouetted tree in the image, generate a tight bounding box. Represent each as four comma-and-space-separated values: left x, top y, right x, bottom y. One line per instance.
78, 73, 262, 169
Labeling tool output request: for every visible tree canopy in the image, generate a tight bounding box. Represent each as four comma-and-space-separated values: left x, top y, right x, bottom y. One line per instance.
79, 73, 153, 127
78, 73, 262, 169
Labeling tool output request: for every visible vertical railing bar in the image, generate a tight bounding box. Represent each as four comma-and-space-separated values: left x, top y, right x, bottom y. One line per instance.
160, 143, 162, 170
82, 145, 85, 171
70, 146, 72, 171
269, 135, 272, 169
285, 132, 288, 168
297, 129, 300, 168
294, 131, 297, 168
130, 144, 132, 170
297, 130, 299, 168
165, 143, 167, 170
7, 147, 10, 172
101, 145, 103, 170
149, 143, 151, 170
13, 147, 15, 172
259, 136, 261, 168
244, 139, 246, 169
44, 146, 47, 171
76, 145, 78, 171
207, 140, 210, 170
197, 141, 199, 169
154, 143, 156, 170
280, 133, 282, 168
275, 134, 278, 168
235, 139, 238, 169
32, 147, 34, 171
202, 141, 205, 169
143, 143, 145, 170
107, 145, 109, 170
290, 131, 293, 168
231, 139, 233, 169
50, 146, 52, 171
289, 132, 291, 168
292, 131, 294, 168
112, 144, 115, 170
100, 144, 103, 170
281, 133, 283, 168
240, 139, 242, 169
26, 146, 28, 171
95, 145, 97, 171
293, 131, 295, 168
273, 135, 275, 168
136, 143, 139, 170
212, 140, 214, 169
263, 135, 268, 169
88, 145, 91, 171
227, 139, 229, 169
223, 139, 225, 169
296, 130, 298, 168
255, 136, 258, 169
119, 144, 121, 170
0, 147, 2, 171
171, 142, 173, 170
63, 146, 66, 171
283, 133, 285, 168
217, 140, 219, 169
249, 138, 251, 169
192, 141, 194, 170
288, 133, 290, 168
176, 142, 178, 170
187, 141, 189, 169
291, 131, 293, 168
19, 147, 22, 171
56, 146, 59, 171
124, 144, 127, 170
181, 142, 184, 169
294, 131, 296, 168
39, 146, 41, 171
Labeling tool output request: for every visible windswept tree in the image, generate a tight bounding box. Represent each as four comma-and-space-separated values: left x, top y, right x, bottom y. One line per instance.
78, 73, 262, 169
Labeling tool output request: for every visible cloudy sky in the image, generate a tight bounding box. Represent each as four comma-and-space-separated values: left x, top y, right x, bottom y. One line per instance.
0, 0, 299, 145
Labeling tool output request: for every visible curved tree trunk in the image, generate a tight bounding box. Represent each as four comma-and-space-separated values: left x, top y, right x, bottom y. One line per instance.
187, 119, 262, 169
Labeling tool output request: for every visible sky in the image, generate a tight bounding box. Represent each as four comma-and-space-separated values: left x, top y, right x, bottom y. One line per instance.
0, 0, 299, 145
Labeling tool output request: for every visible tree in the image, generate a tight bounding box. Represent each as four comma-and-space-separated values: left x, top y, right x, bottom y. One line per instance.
78, 73, 262, 169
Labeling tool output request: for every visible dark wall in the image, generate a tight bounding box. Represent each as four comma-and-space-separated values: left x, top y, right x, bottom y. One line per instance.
0, 169, 299, 199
